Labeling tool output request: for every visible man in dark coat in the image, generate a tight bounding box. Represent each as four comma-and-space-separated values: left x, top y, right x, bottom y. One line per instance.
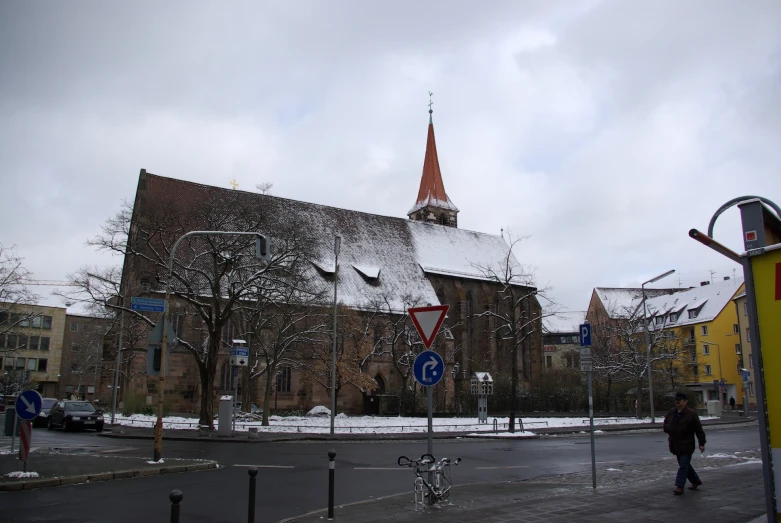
664, 392, 706, 495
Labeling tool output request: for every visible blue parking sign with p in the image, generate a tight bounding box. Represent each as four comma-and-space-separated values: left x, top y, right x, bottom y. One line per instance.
579, 324, 592, 347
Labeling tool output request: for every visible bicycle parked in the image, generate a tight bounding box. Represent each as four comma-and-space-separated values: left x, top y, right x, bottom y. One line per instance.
397, 453, 462, 504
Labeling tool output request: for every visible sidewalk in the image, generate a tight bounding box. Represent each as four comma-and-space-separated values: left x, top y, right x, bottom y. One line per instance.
0, 451, 217, 491
97, 416, 754, 443
285, 462, 765, 523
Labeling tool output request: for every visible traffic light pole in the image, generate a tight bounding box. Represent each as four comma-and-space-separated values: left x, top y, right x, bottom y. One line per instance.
153, 230, 270, 463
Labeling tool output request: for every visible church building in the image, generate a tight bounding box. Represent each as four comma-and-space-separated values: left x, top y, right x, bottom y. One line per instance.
118, 107, 543, 416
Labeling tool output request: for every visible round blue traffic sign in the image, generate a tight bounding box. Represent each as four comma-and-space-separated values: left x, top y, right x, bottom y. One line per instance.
15, 389, 43, 421
413, 350, 444, 387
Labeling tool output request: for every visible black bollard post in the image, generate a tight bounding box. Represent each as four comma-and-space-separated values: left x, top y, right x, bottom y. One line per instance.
248, 467, 258, 523
328, 450, 336, 520
169, 490, 183, 523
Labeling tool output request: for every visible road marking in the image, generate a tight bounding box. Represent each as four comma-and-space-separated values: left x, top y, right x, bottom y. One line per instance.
232, 464, 295, 468
354, 467, 407, 470
476, 465, 530, 469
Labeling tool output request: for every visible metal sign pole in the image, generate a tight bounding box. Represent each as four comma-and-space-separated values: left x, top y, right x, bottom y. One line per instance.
588, 370, 596, 489
233, 366, 239, 434
427, 385, 433, 499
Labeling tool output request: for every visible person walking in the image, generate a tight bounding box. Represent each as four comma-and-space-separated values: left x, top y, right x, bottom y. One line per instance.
663, 392, 706, 495
729, 396, 736, 411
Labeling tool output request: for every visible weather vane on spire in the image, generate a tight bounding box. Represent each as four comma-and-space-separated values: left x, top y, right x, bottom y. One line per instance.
428, 91, 434, 114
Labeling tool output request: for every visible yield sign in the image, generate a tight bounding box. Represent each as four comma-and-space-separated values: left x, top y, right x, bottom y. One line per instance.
408, 305, 449, 349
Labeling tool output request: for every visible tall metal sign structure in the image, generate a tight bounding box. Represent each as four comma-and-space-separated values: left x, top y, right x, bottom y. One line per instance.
690, 196, 781, 523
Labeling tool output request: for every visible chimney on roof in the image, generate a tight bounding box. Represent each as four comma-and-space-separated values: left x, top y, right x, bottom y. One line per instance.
700, 281, 710, 286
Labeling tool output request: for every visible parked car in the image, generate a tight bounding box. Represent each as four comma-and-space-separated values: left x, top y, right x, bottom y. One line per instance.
46, 400, 104, 432
33, 398, 58, 428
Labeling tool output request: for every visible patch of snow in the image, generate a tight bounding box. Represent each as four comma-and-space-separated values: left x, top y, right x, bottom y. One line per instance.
6, 471, 39, 479
730, 459, 763, 466
147, 459, 165, 465
336, 412, 348, 418
594, 430, 604, 434
605, 468, 622, 472
703, 453, 736, 459
352, 264, 380, 279
307, 406, 331, 417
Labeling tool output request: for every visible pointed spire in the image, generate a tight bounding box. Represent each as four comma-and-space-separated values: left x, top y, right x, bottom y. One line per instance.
408, 93, 459, 227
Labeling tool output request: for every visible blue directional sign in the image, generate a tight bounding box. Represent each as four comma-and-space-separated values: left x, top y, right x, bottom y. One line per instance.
413, 350, 444, 387
131, 297, 166, 313
742, 371, 751, 382
15, 390, 43, 421
579, 323, 592, 347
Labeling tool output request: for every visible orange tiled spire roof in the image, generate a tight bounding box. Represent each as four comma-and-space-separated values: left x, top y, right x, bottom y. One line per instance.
408, 98, 458, 215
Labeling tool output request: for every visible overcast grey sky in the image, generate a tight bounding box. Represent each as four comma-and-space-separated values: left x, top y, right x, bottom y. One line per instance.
1, 0, 779, 311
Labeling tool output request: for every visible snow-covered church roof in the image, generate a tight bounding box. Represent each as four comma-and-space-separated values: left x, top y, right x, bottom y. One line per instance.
140, 173, 524, 313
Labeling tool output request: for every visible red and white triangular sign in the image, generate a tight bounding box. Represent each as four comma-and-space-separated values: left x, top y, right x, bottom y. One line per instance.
408, 305, 449, 349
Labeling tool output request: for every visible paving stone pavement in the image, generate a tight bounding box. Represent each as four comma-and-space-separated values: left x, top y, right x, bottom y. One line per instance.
285, 461, 766, 523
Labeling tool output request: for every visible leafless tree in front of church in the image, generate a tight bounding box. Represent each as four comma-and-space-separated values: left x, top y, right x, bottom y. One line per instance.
471, 233, 554, 433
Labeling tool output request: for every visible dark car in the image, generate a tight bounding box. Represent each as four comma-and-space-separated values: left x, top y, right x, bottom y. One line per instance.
47, 400, 104, 432
33, 398, 59, 428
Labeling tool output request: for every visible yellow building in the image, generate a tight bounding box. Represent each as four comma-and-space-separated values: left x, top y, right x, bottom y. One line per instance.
1, 303, 67, 398
645, 278, 745, 407
733, 292, 756, 409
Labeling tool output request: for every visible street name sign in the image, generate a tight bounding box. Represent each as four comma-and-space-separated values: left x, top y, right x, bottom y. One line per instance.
15, 390, 43, 421
413, 350, 444, 387
408, 305, 449, 349
131, 297, 166, 313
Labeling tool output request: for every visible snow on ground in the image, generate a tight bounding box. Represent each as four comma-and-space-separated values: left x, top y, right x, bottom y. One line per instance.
6, 471, 39, 479
110, 413, 714, 434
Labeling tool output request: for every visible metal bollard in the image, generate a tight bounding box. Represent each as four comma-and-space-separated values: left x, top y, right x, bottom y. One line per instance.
248, 467, 258, 523
328, 450, 336, 520
493, 418, 498, 433
169, 490, 183, 523
519, 418, 524, 433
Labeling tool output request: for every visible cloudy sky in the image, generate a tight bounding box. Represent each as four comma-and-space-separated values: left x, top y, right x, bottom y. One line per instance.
1, 1, 779, 312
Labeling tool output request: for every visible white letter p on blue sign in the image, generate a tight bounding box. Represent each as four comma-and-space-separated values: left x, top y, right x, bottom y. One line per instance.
579, 324, 591, 347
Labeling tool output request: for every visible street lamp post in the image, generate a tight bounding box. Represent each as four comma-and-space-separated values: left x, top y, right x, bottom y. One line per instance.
330, 236, 341, 435
87, 272, 125, 426
153, 230, 269, 463
642, 269, 675, 423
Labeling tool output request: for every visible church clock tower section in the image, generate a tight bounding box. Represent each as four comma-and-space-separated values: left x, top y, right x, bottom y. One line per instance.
407, 100, 459, 228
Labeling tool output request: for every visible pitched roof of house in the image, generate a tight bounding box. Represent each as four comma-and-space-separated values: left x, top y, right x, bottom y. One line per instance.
644, 278, 745, 328
140, 172, 523, 312
593, 287, 684, 318
408, 115, 458, 215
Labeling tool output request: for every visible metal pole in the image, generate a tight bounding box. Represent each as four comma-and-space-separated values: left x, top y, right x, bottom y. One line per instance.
742, 259, 776, 522
588, 370, 596, 489
330, 236, 340, 435
248, 467, 258, 523
642, 284, 654, 423
111, 301, 124, 425
10, 371, 23, 453
233, 366, 239, 434
169, 490, 183, 523
427, 385, 433, 500
328, 450, 336, 520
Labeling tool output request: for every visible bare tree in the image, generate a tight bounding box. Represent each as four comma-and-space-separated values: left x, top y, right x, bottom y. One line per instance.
0, 244, 40, 352
0, 369, 36, 396
255, 182, 274, 195
592, 302, 688, 418
471, 233, 552, 433
87, 193, 318, 428
65, 320, 107, 398
300, 304, 380, 415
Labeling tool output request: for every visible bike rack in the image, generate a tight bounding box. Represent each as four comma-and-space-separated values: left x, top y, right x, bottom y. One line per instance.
414, 476, 425, 505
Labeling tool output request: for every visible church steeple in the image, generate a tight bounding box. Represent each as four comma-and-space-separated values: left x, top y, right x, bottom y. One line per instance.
408, 93, 459, 227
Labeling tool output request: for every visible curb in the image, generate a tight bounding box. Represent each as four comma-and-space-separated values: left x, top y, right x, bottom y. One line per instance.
96, 417, 755, 443
0, 461, 218, 492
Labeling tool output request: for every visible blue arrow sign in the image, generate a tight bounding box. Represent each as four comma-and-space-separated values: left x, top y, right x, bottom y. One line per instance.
15, 390, 43, 421
413, 350, 444, 387
579, 324, 592, 347
131, 297, 166, 313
